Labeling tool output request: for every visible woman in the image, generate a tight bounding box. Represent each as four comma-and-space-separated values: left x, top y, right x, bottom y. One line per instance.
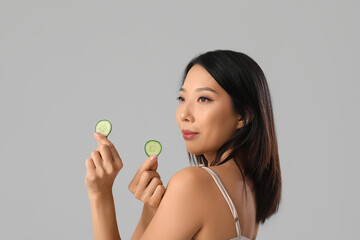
85, 50, 282, 240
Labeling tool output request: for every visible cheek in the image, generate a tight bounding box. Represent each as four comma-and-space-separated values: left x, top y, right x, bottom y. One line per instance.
175, 106, 181, 127
202, 107, 237, 145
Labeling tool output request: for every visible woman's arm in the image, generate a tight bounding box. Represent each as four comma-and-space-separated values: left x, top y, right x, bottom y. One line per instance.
136, 167, 204, 240
131, 204, 157, 240
85, 132, 123, 240
88, 193, 121, 240
128, 155, 166, 239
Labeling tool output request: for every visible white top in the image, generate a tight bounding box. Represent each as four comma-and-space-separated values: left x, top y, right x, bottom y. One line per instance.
198, 164, 252, 240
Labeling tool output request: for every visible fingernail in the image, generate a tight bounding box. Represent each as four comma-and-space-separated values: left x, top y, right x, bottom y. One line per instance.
94, 132, 100, 137
150, 155, 157, 161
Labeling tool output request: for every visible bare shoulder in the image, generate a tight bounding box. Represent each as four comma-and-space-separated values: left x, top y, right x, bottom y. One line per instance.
168, 166, 208, 186
164, 166, 210, 203
139, 166, 207, 239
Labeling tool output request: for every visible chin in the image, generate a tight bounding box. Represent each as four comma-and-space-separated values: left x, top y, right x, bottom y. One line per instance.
185, 146, 201, 155
186, 149, 202, 155
185, 143, 207, 156
187, 150, 204, 156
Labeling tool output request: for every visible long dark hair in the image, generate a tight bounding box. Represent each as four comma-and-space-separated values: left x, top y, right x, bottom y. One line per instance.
181, 50, 281, 224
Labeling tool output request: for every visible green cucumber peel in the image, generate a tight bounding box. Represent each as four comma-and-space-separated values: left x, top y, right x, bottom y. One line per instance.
144, 140, 162, 157
95, 119, 112, 137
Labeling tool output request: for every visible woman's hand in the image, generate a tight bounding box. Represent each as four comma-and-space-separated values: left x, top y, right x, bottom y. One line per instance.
128, 155, 166, 209
85, 132, 123, 197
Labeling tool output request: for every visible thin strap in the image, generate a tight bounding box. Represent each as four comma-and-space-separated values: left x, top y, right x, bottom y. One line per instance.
200, 166, 241, 237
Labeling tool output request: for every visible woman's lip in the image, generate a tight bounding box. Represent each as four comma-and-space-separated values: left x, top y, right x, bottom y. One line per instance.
181, 130, 199, 140
181, 130, 196, 134
181, 130, 198, 135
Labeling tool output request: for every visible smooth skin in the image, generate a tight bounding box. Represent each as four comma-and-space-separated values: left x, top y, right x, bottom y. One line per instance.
85, 132, 123, 240
176, 64, 245, 162
128, 154, 166, 239
85, 64, 258, 239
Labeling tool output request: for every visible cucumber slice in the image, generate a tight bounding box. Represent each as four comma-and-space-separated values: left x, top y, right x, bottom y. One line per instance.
144, 140, 162, 157
95, 119, 112, 137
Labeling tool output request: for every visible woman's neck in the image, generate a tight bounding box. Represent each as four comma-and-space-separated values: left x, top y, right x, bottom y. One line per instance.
204, 148, 233, 166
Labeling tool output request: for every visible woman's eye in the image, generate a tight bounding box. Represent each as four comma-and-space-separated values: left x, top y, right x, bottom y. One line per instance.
198, 97, 212, 102
177, 96, 185, 102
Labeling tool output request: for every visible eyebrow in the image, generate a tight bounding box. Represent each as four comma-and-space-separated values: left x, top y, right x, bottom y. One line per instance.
179, 87, 219, 94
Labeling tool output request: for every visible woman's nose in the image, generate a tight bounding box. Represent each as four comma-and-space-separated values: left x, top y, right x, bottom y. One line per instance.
180, 103, 194, 123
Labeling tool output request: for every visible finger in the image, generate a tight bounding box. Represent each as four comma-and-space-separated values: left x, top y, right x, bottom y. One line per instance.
135, 171, 161, 197
91, 150, 104, 172
97, 145, 114, 173
144, 177, 163, 197
104, 144, 122, 171
94, 132, 122, 169
151, 185, 166, 202
85, 158, 96, 173
131, 155, 158, 187
136, 155, 158, 177
94, 132, 113, 148
111, 148, 123, 171
149, 185, 165, 207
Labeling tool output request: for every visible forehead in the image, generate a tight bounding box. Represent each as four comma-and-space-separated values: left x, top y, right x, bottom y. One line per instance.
182, 65, 221, 91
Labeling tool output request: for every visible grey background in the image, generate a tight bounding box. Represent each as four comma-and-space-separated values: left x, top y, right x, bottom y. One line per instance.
1, 0, 359, 239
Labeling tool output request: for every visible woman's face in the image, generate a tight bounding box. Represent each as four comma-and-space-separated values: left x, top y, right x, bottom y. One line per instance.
176, 64, 244, 162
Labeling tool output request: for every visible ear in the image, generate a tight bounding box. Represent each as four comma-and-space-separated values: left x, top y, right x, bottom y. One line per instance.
236, 109, 254, 129
236, 116, 245, 129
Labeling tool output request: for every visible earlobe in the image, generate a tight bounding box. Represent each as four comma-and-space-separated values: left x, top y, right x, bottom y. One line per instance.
236, 119, 244, 129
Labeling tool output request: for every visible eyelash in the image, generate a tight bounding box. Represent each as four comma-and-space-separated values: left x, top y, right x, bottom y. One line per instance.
176, 96, 212, 102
